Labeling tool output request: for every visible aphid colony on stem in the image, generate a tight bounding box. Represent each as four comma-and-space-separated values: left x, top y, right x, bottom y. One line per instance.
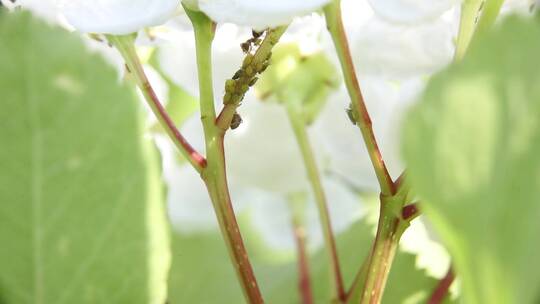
223, 29, 272, 130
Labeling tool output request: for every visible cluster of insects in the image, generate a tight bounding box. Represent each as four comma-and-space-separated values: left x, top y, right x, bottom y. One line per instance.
223, 29, 273, 130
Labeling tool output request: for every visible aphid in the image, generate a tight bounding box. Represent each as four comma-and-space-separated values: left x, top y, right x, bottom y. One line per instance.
230, 113, 243, 130
248, 77, 259, 87
252, 29, 263, 38
232, 69, 243, 80
240, 41, 251, 53
346, 106, 357, 125
259, 61, 270, 73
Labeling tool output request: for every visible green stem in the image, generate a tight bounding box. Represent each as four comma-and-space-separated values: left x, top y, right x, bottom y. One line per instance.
185, 8, 263, 303
455, 0, 484, 61
287, 107, 346, 302
353, 196, 408, 304
476, 0, 505, 33
290, 199, 315, 304
324, 0, 395, 196
108, 35, 206, 173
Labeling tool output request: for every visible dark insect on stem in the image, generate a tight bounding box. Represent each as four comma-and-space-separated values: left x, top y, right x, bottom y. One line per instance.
241, 42, 251, 54
248, 77, 258, 87
232, 70, 243, 80
230, 113, 243, 130
346, 106, 357, 125
252, 29, 263, 38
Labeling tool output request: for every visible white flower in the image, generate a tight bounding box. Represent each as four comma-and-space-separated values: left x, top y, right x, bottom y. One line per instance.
400, 218, 451, 279
179, 96, 311, 194
157, 131, 363, 252
351, 17, 455, 79
313, 77, 425, 191
158, 22, 247, 98
6, 0, 60, 22
58, 0, 180, 34
225, 99, 312, 194
368, 0, 458, 24
189, 0, 332, 29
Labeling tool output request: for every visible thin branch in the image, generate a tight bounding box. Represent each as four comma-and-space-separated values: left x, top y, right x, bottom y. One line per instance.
109, 35, 207, 173
428, 267, 455, 304
287, 107, 346, 302
323, 0, 395, 196
184, 7, 264, 303
292, 214, 314, 304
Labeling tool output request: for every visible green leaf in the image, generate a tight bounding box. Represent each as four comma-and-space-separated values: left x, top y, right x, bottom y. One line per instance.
402, 16, 540, 304
168, 218, 442, 303
0, 12, 169, 303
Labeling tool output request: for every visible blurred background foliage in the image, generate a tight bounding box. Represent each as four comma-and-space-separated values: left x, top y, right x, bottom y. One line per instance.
1, 3, 540, 304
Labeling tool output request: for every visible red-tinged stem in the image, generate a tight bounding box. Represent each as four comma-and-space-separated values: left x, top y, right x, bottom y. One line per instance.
185, 7, 264, 303
292, 216, 314, 304
428, 267, 455, 304
356, 196, 408, 304
324, 0, 395, 196
287, 107, 346, 302
109, 35, 207, 173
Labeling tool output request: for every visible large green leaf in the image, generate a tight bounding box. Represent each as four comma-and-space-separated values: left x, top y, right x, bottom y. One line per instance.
402, 16, 540, 304
168, 217, 441, 303
0, 12, 169, 303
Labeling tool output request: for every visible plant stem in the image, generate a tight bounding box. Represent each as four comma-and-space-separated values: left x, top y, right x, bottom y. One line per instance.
455, 0, 483, 61
476, 0, 504, 32
291, 205, 315, 304
323, 0, 395, 197
355, 195, 408, 304
346, 257, 369, 301
108, 35, 206, 173
428, 267, 455, 304
287, 107, 346, 302
185, 8, 263, 303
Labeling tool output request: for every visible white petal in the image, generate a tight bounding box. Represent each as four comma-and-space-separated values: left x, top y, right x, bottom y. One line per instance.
313, 77, 424, 192
225, 97, 311, 194
178, 97, 310, 195
368, 0, 458, 24
158, 23, 246, 97
156, 135, 249, 233
58, 0, 179, 34
197, 0, 331, 29
305, 177, 364, 250
246, 177, 363, 253
400, 218, 451, 278
12, 0, 61, 23
244, 190, 296, 253
352, 17, 455, 78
